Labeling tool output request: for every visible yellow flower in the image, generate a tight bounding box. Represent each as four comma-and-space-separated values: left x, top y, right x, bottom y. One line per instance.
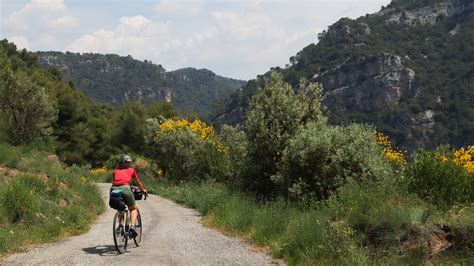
451, 145, 474, 174
79, 176, 88, 184
375, 132, 406, 165
156, 118, 227, 153
90, 166, 107, 174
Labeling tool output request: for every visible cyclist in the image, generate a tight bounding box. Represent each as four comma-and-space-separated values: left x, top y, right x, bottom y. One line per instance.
110, 154, 147, 238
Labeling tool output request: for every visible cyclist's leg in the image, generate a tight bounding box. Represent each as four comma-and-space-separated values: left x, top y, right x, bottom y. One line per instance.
119, 185, 138, 225
130, 205, 138, 225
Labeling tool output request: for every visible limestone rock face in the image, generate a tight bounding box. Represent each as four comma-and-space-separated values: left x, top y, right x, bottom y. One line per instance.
325, 21, 372, 41
405, 110, 436, 149
327, 21, 351, 40
320, 53, 417, 112
385, 0, 474, 26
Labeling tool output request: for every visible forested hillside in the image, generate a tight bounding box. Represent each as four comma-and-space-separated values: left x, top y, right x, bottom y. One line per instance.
218, 0, 474, 152
37, 52, 245, 121
0, 40, 177, 164
1, 0, 473, 262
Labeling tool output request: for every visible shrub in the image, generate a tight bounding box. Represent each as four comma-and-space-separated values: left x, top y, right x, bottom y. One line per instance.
3, 177, 41, 223
405, 147, 473, 206
218, 125, 249, 186
276, 122, 393, 200
243, 71, 325, 196
0, 142, 22, 167
0, 67, 57, 145
148, 119, 227, 182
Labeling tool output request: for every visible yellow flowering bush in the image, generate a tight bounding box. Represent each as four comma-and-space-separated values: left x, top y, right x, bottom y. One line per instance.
439, 146, 474, 174
157, 118, 226, 153
149, 118, 229, 181
453, 146, 474, 174
90, 166, 107, 174
406, 146, 473, 205
159, 118, 214, 141
375, 132, 406, 166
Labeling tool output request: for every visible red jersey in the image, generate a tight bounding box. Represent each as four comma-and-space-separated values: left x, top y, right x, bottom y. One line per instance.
112, 167, 138, 186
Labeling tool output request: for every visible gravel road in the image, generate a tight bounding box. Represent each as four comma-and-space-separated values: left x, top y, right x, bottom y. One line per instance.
4, 183, 273, 265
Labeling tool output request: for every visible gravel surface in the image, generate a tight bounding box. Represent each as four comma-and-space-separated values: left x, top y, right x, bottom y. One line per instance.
3, 183, 273, 265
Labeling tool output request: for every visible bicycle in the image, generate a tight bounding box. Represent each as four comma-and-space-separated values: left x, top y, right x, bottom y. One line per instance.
110, 186, 147, 254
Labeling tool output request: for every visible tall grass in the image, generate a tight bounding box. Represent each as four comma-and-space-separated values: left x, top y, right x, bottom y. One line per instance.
153, 180, 474, 265
0, 143, 104, 257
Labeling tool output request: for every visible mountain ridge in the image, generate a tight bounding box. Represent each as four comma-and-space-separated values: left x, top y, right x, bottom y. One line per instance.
37, 51, 246, 121
216, 0, 474, 151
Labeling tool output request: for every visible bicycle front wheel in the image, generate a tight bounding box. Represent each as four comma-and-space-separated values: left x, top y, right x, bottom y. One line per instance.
133, 209, 143, 246
113, 211, 128, 254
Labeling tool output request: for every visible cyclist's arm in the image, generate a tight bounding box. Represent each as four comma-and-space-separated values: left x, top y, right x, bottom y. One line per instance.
132, 170, 147, 193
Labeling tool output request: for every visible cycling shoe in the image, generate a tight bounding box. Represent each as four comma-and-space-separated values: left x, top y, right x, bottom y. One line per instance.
129, 226, 138, 238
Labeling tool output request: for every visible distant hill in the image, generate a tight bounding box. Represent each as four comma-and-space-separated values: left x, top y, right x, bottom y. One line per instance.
37, 52, 246, 121
217, 0, 474, 151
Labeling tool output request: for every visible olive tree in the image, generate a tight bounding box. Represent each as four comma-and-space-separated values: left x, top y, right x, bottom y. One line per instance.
243, 71, 325, 196
0, 65, 57, 144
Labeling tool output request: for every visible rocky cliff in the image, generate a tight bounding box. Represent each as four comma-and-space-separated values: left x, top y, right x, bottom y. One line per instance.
217, 0, 474, 151
384, 0, 474, 26
320, 53, 417, 113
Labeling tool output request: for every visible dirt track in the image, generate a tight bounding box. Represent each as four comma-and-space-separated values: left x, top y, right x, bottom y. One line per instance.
4, 183, 272, 265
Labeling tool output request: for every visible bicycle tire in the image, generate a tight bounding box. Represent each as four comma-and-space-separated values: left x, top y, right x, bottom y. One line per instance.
113, 211, 128, 254
133, 209, 143, 246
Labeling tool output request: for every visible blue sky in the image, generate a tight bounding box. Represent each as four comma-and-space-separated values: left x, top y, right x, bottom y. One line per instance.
1, 0, 390, 80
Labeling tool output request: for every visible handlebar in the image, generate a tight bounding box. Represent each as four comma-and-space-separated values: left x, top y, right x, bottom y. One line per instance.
131, 185, 148, 200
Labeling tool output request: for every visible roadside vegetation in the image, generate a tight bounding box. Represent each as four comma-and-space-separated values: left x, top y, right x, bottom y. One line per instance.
0, 143, 104, 257
140, 72, 473, 264
1, 31, 472, 264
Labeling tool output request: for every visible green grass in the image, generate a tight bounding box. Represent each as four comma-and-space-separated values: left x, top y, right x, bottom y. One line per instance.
0, 143, 104, 258
151, 180, 474, 265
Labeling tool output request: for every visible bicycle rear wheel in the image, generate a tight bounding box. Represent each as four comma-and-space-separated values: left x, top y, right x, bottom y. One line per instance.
113, 211, 128, 254
133, 209, 143, 246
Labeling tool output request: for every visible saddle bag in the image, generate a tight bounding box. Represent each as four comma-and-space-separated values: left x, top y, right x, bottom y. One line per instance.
109, 189, 126, 211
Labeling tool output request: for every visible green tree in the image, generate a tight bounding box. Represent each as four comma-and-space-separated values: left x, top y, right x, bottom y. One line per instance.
51, 82, 95, 163
243, 71, 324, 196
276, 123, 391, 200
114, 101, 147, 153
147, 100, 177, 119
0, 62, 57, 144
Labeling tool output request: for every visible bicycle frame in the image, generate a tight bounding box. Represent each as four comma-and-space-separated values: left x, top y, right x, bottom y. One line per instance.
113, 206, 130, 254
112, 186, 146, 254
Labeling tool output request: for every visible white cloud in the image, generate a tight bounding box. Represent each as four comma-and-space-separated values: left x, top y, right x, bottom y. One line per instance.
67, 30, 117, 53
34, 33, 60, 50
2, 0, 392, 79
66, 6, 318, 79
156, 0, 207, 17
211, 11, 284, 41
7, 36, 30, 50
118, 15, 151, 33
46, 15, 78, 29
4, 0, 78, 32
67, 16, 171, 60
